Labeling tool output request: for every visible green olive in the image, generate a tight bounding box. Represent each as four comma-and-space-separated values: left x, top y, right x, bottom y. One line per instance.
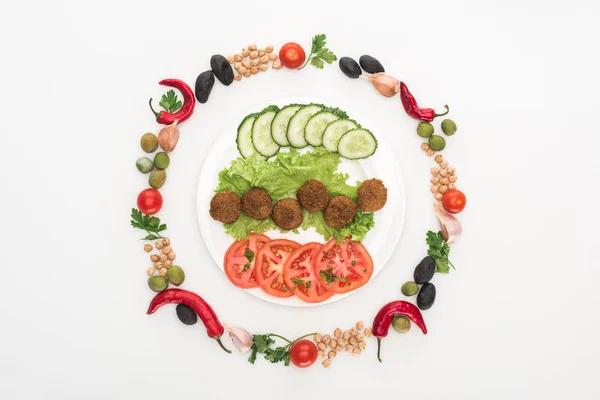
167, 266, 185, 286
428, 135, 446, 151
148, 276, 169, 292
401, 281, 419, 296
441, 119, 457, 136
141, 133, 158, 153
417, 122, 434, 138
153, 152, 170, 170
392, 315, 411, 333
149, 170, 167, 189
136, 157, 154, 174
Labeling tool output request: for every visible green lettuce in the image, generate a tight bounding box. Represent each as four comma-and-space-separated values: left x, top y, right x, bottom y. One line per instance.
216, 148, 375, 242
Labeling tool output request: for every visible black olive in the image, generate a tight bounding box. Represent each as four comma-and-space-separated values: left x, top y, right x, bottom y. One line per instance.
210, 55, 234, 86
176, 304, 198, 325
413, 256, 437, 284
359, 55, 385, 74
195, 70, 215, 104
417, 282, 436, 310
339, 57, 362, 79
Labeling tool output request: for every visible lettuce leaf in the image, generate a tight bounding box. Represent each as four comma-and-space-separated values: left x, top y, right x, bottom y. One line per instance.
217, 148, 375, 241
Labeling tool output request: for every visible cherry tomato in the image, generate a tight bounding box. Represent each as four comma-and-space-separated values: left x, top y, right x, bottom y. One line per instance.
137, 188, 163, 215
289, 339, 318, 368
223, 233, 270, 289
441, 189, 466, 214
279, 42, 306, 69
283, 243, 334, 303
255, 239, 301, 298
314, 238, 374, 294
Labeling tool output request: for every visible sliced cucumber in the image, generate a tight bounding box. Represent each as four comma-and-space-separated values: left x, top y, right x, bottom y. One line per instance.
271, 104, 303, 146
237, 114, 266, 160
286, 104, 323, 148
337, 128, 378, 159
305, 111, 341, 147
252, 106, 280, 157
322, 119, 360, 152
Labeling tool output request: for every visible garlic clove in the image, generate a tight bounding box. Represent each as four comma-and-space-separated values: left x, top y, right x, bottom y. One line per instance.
367, 74, 400, 98
433, 202, 462, 244
224, 324, 253, 353
158, 120, 179, 153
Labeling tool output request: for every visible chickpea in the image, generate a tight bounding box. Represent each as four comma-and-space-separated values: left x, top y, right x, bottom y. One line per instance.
154, 262, 162, 270
150, 254, 159, 262
426, 149, 435, 157
334, 328, 342, 338
168, 251, 176, 261
159, 268, 168, 277
349, 337, 357, 345
322, 359, 331, 368
448, 183, 456, 190
434, 155, 443, 164
356, 321, 364, 330
318, 350, 324, 358
364, 328, 372, 337
234, 73, 242, 81
439, 169, 448, 178
329, 339, 338, 349
431, 167, 439, 176
350, 327, 358, 336
234, 54, 243, 62
260, 55, 269, 64
337, 336, 345, 345
265, 45, 274, 53
268, 53, 278, 61
272, 60, 283, 70
239, 66, 247, 74
251, 67, 259, 75
163, 238, 170, 246
144, 244, 152, 252
314, 333, 322, 342
343, 331, 351, 340
241, 48, 249, 57
434, 193, 443, 201
248, 44, 257, 51
356, 334, 364, 342
335, 345, 343, 352
431, 185, 440, 193
448, 175, 458, 183
226, 55, 234, 64
345, 344, 354, 352
430, 177, 440, 185
441, 161, 449, 169
322, 335, 331, 344
156, 241, 164, 250
420, 143, 429, 151
258, 50, 266, 57
250, 51, 258, 59
447, 167, 456, 175
243, 70, 251, 78
234, 62, 242, 70
159, 254, 168, 262
242, 60, 251, 69
259, 64, 269, 72
352, 347, 361, 356
358, 341, 366, 350
146, 267, 154, 276
328, 350, 336, 359
318, 342, 327, 351
164, 260, 172, 269
440, 177, 449, 186
162, 246, 172, 255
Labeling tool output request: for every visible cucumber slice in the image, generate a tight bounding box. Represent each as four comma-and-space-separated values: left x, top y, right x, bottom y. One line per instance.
305, 111, 341, 147
252, 106, 280, 157
271, 104, 303, 146
337, 128, 378, 159
237, 114, 266, 160
286, 104, 323, 148
322, 119, 359, 152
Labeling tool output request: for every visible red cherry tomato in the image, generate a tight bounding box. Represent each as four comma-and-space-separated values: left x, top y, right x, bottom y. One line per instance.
442, 189, 467, 214
137, 188, 163, 215
289, 339, 318, 368
279, 42, 306, 69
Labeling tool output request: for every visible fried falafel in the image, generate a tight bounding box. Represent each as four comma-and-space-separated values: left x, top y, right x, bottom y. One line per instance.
357, 178, 387, 212
323, 195, 357, 229
297, 179, 330, 212
272, 198, 303, 230
241, 187, 272, 220
209, 190, 241, 224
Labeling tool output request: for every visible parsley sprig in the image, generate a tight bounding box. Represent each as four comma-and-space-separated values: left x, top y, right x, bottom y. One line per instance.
426, 230, 456, 273
159, 90, 182, 113
248, 332, 317, 366
298, 34, 337, 70
319, 266, 343, 286
130, 208, 167, 240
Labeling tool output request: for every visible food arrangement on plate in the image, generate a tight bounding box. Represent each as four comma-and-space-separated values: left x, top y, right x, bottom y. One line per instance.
130, 33, 467, 368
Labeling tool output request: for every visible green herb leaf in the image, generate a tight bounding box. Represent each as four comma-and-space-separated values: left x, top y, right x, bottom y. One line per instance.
243, 263, 251, 271
426, 230, 455, 273
130, 208, 167, 240
244, 248, 255, 262
159, 90, 182, 113
299, 33, 337, 70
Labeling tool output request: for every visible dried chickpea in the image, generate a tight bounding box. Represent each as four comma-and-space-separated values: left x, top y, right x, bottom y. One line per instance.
233, 54, 243, 62
343, 331, 351, 340
159, 268, 168, 277
239, 66, 247, 74
350, 327, 358, 336
243, 70, 251, 78
431, 167, 439, 176
328, 350, 336, 359
241, 48, 249, 57
250, 51, 258, 59
226, 55, 234, 64
420, 143, 429, 151
248, 44, 257, 51
434, 193, 443, 201
146, 267, 154, 276
335, 345, 343, 352
234, 73, 242, 81
318, 342, 327, 351
322, 335, 331, 344
259, 64, 269, 72
431, 185, 440, 193
265, 45, 274, 53
258, 50, 266, 57
441, 161, 449, 169
272, 60, 283, 70
356, 334, 364, 342
163, 238, 170, 246
250, 58, 259, 67
168, 251, 176, 261
318, 350, 325, 358
334, 328, 342, 338
426, 149, 435, 157
159, 254, 168, 262
449, 175, 458, 183
260, 55, 269, 64
164, 260, 172, 269
155, 241, 164, 250
352, 347, 361, 356
440, 177, 449, 186
242, 60, 252, 69
251, 67, 259, 75
322, 359, 331, 368
162, 246, 172, 255
329, 339, 338, 349
364, 328, 372, 337
439, 186, 448, 194
434, 155, 443, 164
314, 333, 322, 342
268, 53, 278, 61
144, 244, 152, 252
234, 61, 242, 70
430, 177, 440, 185
349, 337, 357, 345
447, 167, 456, 175
345, 344, 354, 352
337, 336, 345, 345
448, 183, 456, 190
358, 341, 366, 350
150, 254, 159, 262
356, 321, 364, 330
154, 262, 162, 270
439, 169, 448, 178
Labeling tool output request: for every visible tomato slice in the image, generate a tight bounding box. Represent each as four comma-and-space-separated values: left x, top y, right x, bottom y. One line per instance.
223, 233, 271, 289
314, 238, 374, 294
283, 243, 334, 303
255, 239, 301, 298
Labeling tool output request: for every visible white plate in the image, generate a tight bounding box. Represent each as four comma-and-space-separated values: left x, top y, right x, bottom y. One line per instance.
197, 106, 406, 307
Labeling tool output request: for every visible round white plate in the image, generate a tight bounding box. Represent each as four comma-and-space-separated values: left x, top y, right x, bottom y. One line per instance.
197, 106, 406, 307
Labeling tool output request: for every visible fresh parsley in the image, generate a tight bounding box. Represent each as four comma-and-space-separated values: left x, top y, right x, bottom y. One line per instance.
299, 34, 337, 70
319, 266, 340, 286
159, 90, 182, 113
244, 248, 255, 263
248, 332, 316, 366
130, 208, 167, 240
243, 263, 251, 271
290, 278, 311, 290
426, 230, 456, 273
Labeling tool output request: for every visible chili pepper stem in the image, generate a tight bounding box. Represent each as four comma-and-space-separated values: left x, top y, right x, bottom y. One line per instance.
434, 105, 450, 118
215, 336, 232, 354
148, 98, 160, 118
377, 338, 383, 363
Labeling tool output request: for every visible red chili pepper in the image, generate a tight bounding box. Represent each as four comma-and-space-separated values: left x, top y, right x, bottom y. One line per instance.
149, 79, 195, 125
399, 81, 449, 122
147, 288, 231, 354
372, 300, 427, 362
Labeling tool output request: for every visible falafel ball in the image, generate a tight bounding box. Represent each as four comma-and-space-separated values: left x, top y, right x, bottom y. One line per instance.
241, 187, 272, 220
209, 190, 241, 224
297, 179, 330, 212
324, 195, 357, 229
272, 198, 303, 230
357, 178, 388, 212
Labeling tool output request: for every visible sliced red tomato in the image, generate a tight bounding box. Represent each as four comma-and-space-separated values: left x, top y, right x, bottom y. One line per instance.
255, 239, 301, 298
283, 243, 334, 303
314, 238, 374, 294
223, 233, 270, 289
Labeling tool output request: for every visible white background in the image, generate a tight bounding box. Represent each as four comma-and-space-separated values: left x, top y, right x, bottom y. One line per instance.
1, 0, 598, 399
